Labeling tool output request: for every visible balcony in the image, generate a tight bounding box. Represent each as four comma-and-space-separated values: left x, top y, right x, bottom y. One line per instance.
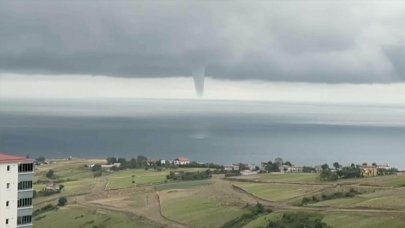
18, 163, 34, 174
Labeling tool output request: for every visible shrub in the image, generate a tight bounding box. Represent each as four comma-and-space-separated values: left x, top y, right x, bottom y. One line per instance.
91, 164, 102, 172
33, 204, 57, 216
46, 169, 54, 178
58, 197, 67, 206
93, 170, 102, 177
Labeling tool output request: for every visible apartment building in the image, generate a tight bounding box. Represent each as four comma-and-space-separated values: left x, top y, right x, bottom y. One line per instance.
0, 153, 34, 228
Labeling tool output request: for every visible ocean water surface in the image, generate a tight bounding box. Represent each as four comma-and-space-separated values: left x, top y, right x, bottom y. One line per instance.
1, 99, 404, 169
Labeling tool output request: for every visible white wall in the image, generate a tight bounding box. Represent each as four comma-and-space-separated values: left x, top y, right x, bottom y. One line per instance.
0, 163, 19, 228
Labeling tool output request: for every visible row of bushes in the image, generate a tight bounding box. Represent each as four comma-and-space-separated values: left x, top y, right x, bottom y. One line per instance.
266, 213, 330, 228
221, 203, 270, 228
33, 197, 67, 217
301, 188, 361, 206
166, 170, 212, 181
224, 170, 241, 177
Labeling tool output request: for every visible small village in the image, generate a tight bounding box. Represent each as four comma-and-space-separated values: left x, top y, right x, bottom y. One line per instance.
29, 155, 405, 228
36, 155, 400, 191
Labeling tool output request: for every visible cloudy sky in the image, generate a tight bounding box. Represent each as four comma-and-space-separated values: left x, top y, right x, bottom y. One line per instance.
1, 1, 404, 167
0, 0, 404, 104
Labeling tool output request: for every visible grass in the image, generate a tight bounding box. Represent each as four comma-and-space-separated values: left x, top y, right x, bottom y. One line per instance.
34, 160, 100, 209
233, 182, 324, 202
322, 214, 405, 228
160, 192, 247, 227
33, 205, 158, 228
243, 212, 405, 228
155, 179, 212, 191
311, 188, 405, 210
33, 163, 405, 227
243, 213, 283, 228
106, 168, 209, 189
35, 160, 94, 182
106, 169, 169, 189
338, 175, 405, 187
230, 173, 321, 184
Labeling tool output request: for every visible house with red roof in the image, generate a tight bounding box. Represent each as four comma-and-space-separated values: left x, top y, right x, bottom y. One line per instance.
174, 156, 190, 166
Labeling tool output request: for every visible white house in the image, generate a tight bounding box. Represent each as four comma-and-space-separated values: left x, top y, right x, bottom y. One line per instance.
0, 153, 34, 228
224, 165, 240, 171
240, 170, 259, 175
101, 163, 121, 169
174, 157, 190, 166
248, 164, 257, 171
377, 164, 392, 170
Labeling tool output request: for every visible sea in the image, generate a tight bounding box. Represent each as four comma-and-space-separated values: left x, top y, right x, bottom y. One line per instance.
1, 99, 404, 169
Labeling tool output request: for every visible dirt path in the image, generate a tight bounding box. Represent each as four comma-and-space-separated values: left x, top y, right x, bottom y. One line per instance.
66, 175, 184, 227
77, 184, 185, 227
227, 178, 405, 217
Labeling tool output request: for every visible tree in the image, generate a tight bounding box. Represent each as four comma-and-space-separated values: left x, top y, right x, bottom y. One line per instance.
274, 157, 283, 165
93, 170, 102, 177
362, 162, 368, 166
337, 166, 361, 179
91, 164, 102, 172
266, 163, 280, 172
321, 164, 329, 170
36, 157, 46, 163
302, 166, 316, 173
238, 163, 249, 171
372, 162, 377, 166
137, 155, 148, 162
283, 161, 292, 166
46, 169, 54, 178
320, 169, 338, 181
106, 157, 117, 165
333, 162, 341, 170
57, 197, 67, 206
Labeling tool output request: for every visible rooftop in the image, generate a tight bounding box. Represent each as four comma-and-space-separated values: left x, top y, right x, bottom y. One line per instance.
0, 153, 32, 163
176, 156, 190, 161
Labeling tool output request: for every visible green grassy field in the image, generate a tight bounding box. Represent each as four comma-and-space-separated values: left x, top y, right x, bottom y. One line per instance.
33, 205, 158, 228
155, 179, 212, 191
33, 161, 405, 228
233, 182, 324, 202
35, 160, 95, 181
34, 160, 100, 209
322, 214, 405, 228
106, 169, 168, 189
311, 188, 405, 210
243, 212, 405, 228
106, 168, 209, 189
338, 175, 405, 187
160, 191, 247, 227
230, 173, 321, 184
243, 213, 283, 228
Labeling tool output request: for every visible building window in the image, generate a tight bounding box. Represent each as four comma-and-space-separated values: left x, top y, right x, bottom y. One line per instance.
17, 216, 32, 225
6, 201, 9, 207
7, 165, 10, 171
6, 219, 8, 225
17, 198, 32, 208
18, 181, 32, 190
6, 183, 10, 189
18, 163, 33, 173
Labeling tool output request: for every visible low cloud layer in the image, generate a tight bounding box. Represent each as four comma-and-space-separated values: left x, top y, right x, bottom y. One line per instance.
0, 0, 404, 83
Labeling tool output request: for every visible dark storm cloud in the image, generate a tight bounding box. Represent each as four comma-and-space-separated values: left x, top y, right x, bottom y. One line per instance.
0, 0, 404, 82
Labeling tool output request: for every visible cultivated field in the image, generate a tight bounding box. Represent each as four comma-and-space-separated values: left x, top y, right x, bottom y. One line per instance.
32, 160, 405, 228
